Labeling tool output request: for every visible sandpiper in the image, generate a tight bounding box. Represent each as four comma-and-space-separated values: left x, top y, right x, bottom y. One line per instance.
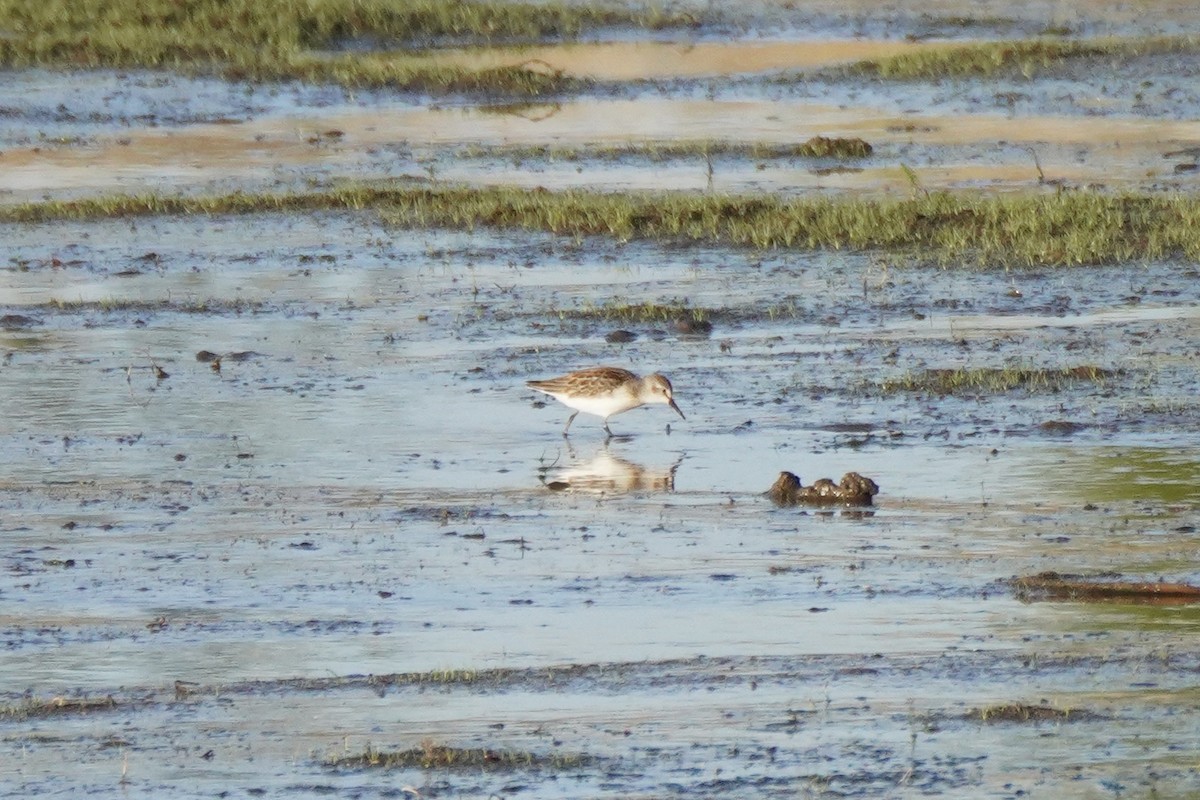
526, 366, 685, 437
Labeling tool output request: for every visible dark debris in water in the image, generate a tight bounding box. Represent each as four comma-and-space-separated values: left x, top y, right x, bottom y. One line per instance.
673, 317, 713, 337
793, 135, 873, 159
604, 328, 637, 343
767, 471, 879, 507
195, 349, 264, 363
0, 313, 42, 329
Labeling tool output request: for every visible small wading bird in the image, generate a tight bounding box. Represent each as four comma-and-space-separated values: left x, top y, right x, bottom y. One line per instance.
526, 366, 685, 437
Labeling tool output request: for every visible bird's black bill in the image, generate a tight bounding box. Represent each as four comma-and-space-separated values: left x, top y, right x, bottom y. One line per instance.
669, 398, 685, 420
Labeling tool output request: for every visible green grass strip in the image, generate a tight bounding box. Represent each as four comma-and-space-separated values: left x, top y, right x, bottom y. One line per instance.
879, 366, 1113, 395
841, 35, 1200, 79
459, 136, 872, 163
0, 0, 693, 93
5, 184, 1200, 267
328, 741, 590, 771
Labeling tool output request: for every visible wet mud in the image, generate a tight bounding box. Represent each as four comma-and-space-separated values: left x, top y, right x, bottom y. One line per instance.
5, 4, 1200, 799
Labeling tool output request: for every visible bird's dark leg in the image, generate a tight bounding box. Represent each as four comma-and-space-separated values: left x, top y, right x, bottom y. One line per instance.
603, 419, 614, 440
562, 411, 579, 436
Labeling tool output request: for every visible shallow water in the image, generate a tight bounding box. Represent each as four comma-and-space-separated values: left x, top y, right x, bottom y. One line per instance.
4, 212, 1200, 798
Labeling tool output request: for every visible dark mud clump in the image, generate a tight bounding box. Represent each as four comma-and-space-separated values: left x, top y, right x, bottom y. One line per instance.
1011, 571, 1200, 604
605, 329, 637, 343
195, 348, 265, 374
0, 313, 41, 329
673, 317, 713, 337
767, 471, 879, 506
791, 135, 873, 159
195, 349, 263, 362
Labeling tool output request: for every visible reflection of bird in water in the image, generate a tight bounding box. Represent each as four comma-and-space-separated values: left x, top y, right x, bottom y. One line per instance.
540, 447, 682, 495
526, 366, 685, 438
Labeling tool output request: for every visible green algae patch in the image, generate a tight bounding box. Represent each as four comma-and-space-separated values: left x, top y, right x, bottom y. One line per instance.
7, 185, 1200, 268
328, 740, 591, 771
